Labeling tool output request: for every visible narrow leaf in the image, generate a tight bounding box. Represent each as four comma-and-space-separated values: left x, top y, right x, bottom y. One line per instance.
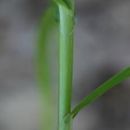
71, 67, 130, 118
36, 5, 57, 95
36, 5, 58, 130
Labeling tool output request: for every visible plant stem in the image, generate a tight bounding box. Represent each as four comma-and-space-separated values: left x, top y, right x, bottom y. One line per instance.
58, 2, 74, 130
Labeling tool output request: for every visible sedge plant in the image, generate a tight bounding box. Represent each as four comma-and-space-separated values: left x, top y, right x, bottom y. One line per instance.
36, 0, 130, 130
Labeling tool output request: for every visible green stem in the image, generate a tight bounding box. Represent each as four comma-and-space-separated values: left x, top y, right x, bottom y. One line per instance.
58, 2, 74, 130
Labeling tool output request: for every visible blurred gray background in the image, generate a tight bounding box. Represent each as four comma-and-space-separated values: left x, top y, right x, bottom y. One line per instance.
0, 0, 130, 130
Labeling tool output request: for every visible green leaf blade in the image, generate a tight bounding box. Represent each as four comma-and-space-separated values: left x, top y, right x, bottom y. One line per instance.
36, 5, 58, 130
36, 6, 57, 94
71, 67, 130, 118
